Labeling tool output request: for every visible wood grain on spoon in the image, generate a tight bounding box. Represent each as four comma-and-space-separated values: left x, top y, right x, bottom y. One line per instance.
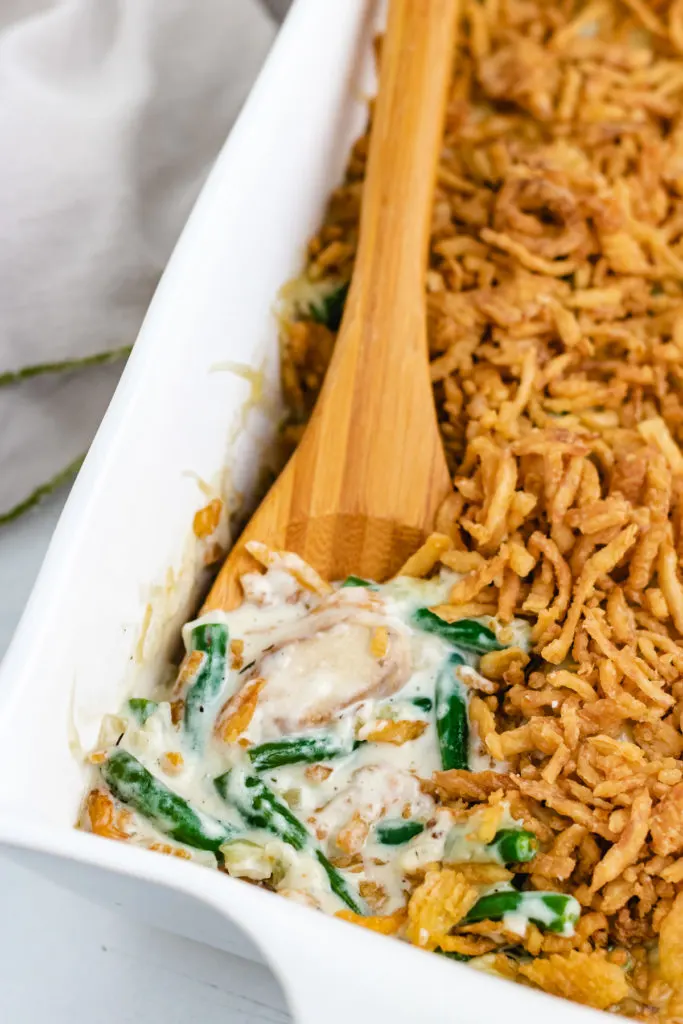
204, 0, 458, 612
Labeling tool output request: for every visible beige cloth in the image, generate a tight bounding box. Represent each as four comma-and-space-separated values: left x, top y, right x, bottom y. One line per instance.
0, 0, 289, 521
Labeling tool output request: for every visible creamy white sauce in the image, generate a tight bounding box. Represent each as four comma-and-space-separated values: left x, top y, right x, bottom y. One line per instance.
95, 567, 532, 920
443, 807, 520, 864
502, 893, 577, 939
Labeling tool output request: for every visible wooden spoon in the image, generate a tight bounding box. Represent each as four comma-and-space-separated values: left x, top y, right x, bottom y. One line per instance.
204, 0, 458, 612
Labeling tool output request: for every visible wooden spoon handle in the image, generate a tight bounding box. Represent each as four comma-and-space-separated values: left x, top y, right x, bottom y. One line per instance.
202, 0, 458, 610
347, 0, 458, 335
291, 0, 458, 533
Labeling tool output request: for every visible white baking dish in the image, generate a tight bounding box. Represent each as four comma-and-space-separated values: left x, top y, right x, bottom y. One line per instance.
0, 1, 604, 1020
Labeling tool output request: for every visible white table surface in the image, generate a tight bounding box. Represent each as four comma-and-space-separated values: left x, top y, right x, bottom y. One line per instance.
0, 487, 292, 1023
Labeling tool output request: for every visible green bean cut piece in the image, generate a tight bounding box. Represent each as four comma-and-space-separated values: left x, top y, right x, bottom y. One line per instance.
184, 622, 229, 749
463, 890, 580, 935
127, 698, 158, 725
101, 750, 239, 853
249, 732, 359, 772
438, 950, 472, 962
315, 850, 364, 911
340, 575, 377, 589
308, 281, 349, 331
411, 696, 433, 712
412, 608, 503, 654
215, 770, 308, 849
435, 653, 469, 771
215, 769, 364, 914
375, 819, 425, 845
488, 828, 537, 864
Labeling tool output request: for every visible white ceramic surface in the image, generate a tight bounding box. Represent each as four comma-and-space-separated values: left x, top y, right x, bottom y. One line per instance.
0, 495, 290, 1023
0, 2, 607, 1022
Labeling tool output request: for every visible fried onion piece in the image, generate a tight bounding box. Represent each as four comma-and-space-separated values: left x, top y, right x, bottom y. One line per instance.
336, 908, 407, 936
397, 533, 452, 578
519, 951, 628, 1011
660, 893, 683, 991
590, 788, 651, 892
651, 783, 683, 858
405, 869, 479, 952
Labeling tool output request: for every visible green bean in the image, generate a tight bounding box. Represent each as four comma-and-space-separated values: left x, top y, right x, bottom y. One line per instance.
308, 281, 349, 331
412, 608, 503, 654
183, 622, 229, 749
127, 698, 158, 725
249, 731, 359, 772
375, 820, 425, 845
435, 653, 469, 771
488, 828, 537, 864
315, 850, 363, 910
463, 890, 580, 934
411, 696, 433, 712
101, 750, 239, 853
437, 950, 472, 962
340, 575, 377, 589
214, 769, 364, 914
215, 770, 307, 848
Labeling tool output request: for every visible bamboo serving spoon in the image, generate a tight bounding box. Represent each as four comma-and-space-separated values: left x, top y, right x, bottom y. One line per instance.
204, 0, 458, 612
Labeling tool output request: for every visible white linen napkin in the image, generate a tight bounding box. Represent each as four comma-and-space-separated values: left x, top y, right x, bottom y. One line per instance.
0, 0, 288, 522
